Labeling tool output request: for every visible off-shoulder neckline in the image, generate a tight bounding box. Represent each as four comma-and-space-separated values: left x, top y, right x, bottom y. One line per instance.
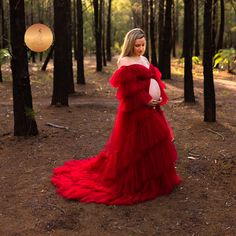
119, 63, 151, 70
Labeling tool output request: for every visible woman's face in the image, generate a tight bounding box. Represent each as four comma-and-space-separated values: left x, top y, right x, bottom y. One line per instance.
133, 37, 146, 57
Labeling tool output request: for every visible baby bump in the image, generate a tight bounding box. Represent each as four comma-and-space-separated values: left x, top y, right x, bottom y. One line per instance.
149, 79, 161, 100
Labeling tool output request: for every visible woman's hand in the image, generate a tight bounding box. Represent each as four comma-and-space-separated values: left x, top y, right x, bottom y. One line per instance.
147, 97, 162, 108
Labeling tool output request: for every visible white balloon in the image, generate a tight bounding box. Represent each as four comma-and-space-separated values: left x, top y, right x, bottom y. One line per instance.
149, 79, 161, 100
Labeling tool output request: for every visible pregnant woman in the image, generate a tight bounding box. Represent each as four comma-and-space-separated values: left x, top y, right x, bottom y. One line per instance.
51, 28, 181, 205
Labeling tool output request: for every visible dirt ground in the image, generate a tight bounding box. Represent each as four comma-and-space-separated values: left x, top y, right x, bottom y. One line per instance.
0, 57, 235, 236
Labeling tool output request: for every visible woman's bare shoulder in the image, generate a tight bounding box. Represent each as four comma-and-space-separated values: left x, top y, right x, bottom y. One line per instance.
140, 56, 150, 68
140, 55, 150, 64
118, 57, 131, 68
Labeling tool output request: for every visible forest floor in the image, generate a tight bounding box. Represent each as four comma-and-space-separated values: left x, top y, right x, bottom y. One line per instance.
0, 56, 235, 236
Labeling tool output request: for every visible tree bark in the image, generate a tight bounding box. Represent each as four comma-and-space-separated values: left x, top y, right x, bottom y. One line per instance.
101, 0, 106, 66
158, 0, 164, 67
195, 0, 200, 56
212, 0, 218, 54
217, 0, 224, 51
41, 44, 54, 71
132, 3, 142, 28
175, 0, 179, 49
150, 0, 157, 66
203, 0, 216, 122
172, 0, 176, 58
160, 0, 172, 80
49, 1, 53, 28
0, 0, 3, 82
9, 0, 38, 136
0, 0, 8, 48
67, 0, 75, 94
184, 0, 195, 103
0, 0, 3, 48
37, 1, 41, 22
106, 0, 112, 61
73, 0, 78, 60
52, 0, 71, 106
0, 65, 3, 82
142, 0, 149, 59
77, 0, 85, 84
93, 0, 102, 71
30, 0, 36, 63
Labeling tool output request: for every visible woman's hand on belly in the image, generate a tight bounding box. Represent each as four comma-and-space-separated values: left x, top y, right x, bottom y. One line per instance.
147, 97, 163, 108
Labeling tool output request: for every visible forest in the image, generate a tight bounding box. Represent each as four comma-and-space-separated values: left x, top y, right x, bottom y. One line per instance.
0, 0, 236, 235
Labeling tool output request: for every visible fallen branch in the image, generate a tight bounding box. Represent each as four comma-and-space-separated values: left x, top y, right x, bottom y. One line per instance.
171, 96, 184, 101
206, 128, 225, 141
46, 122, 69, 130
188, 152, 200, 157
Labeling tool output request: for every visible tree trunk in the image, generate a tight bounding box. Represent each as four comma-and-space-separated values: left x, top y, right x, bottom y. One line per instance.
212, 0, 218, 54
0, 64, 3, 82
38, 52, 43, 62
77, 0, 85, 84
38, 1, 41, 22
203, 0, 216, 122
172, 0, 176, 58
142, 0, 149, 59
30, 0, 36, 63
0, 0, 3, 82
0, 0, 4, 82
160, 0, 172, 80
132, 3, 142, 28
67, 0, 75, 94
1, 0, 8, 48
101, 0, 106, 66
175, 0, 179, 49
0, 0, 3, 48
106, 0, 112, 61
9, 0, 38, 136
49, 1, 53, 28
217, 0, 224, 51
184, 0, 195, 103
93, 0, 102, 71
195, 0, 200, 56
52, 0, 71, 106
73, 0, 77, 60
158, 0, 164, 66
41, 45, 54, 71
150, 0, 157, 66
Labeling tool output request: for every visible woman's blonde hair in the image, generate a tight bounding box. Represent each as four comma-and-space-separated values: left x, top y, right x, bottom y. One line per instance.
117, 28, 145, 64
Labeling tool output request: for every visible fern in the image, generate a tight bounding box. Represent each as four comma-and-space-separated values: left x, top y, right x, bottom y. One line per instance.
0, 48, 10, 63
192, 56, 200, 65
213, 48, 236, 73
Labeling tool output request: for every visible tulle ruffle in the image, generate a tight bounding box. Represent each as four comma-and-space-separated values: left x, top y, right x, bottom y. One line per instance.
51, 64, 180, 205
51, 107, 180, 205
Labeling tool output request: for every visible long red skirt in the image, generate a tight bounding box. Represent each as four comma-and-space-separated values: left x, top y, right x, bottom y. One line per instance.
51, 106, 181, 205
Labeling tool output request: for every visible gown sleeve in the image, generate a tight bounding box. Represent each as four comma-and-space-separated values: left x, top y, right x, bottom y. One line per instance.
110, 67, 152, 112
119, 86, 152, 112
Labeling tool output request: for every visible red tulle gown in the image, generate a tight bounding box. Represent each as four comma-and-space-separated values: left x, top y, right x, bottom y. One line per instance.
51, 64, 181, 205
